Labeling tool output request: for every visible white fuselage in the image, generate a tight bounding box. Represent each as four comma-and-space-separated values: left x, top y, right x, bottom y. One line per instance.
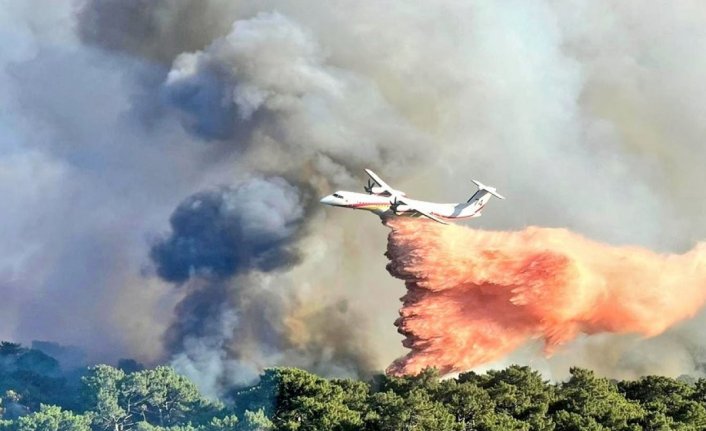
319, 191, 491, 221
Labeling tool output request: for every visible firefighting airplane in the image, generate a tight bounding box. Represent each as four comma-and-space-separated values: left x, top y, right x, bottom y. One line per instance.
319, 169, 504, 224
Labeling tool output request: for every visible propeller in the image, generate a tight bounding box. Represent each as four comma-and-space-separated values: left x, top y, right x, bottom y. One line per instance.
390, 196, 401, 214
364, 179, 374, 194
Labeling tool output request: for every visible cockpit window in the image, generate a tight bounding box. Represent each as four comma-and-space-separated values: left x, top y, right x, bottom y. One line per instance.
333, 193, 343, 199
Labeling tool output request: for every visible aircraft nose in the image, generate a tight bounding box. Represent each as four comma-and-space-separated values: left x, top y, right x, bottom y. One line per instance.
320, 195, 335, 205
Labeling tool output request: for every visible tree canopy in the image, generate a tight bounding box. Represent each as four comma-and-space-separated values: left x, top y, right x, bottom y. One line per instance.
3, 341, 706, 430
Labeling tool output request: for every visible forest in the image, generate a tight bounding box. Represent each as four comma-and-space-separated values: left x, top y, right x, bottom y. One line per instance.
2, 341, 706, 430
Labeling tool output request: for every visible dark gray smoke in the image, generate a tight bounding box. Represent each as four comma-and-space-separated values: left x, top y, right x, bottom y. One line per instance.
77, 0, 231, 63
150, 177, 305, 393
151, 177, 303, 283
150, 177, 376, 396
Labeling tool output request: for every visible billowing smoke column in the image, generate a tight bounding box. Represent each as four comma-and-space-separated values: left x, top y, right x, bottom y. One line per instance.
149, 177, 304, 394
386, 218, 706, 376
150, 177, 377, 396
136, 9, 417, 394
151, 177, 303, 284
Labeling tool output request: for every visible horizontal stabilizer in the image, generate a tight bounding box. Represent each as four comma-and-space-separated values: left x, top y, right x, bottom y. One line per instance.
472, 180, 505, 200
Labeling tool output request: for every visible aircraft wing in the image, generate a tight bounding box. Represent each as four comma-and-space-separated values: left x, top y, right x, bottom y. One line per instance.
396, 198, 449, 225
411, 206, 449, 224
364, 169, 446, 224
364, 169, 402, 197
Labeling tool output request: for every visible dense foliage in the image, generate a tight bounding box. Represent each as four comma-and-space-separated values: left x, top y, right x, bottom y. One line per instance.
2, 341, 706, 430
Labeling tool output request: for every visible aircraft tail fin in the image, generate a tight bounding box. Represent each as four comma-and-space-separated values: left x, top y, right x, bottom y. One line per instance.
468, 180, 505, 202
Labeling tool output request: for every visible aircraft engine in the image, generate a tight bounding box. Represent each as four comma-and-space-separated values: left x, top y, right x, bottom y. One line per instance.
392, 204, 410, 214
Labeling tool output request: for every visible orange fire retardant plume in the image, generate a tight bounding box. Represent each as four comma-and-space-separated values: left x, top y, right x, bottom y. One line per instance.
384, 218, 706, 376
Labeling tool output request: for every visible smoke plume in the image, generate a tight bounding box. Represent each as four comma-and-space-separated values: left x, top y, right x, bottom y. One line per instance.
386, 218, 706, 376
150, 177, 377, 396
151, 177, 304, 283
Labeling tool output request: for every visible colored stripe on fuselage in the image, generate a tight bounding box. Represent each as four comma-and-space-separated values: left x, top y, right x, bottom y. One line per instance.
350, 201, 482, 220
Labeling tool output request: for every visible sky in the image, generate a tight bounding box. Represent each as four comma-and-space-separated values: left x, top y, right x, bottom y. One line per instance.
3, 0, 706, 396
